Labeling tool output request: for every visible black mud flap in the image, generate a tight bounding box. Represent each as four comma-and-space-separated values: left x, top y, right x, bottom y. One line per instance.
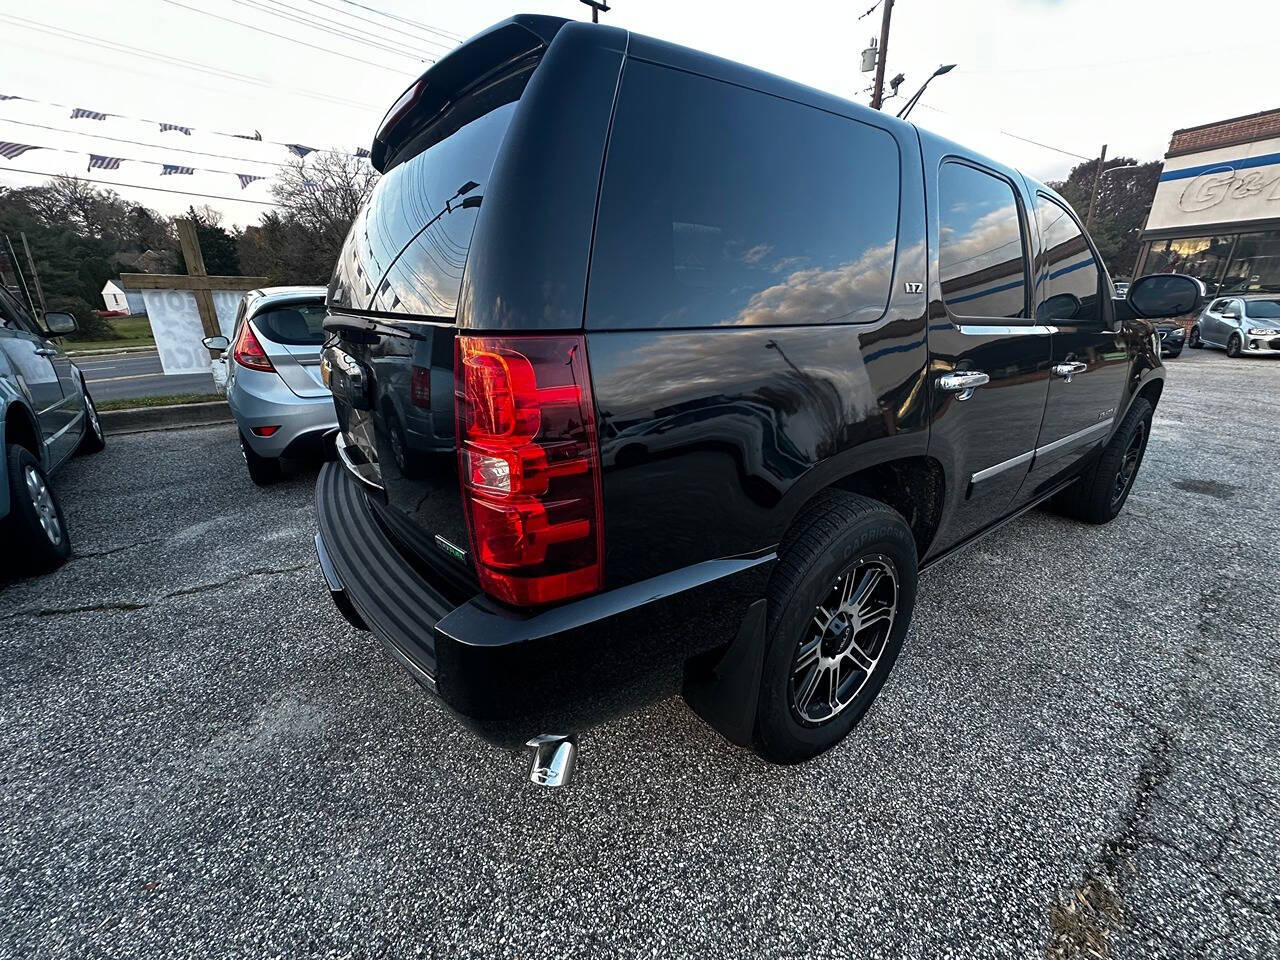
681, 598, 768, 748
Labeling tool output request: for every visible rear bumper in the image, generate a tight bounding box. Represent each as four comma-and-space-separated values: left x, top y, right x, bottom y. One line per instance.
228, 370, 337, 458
314, 462, 772, 746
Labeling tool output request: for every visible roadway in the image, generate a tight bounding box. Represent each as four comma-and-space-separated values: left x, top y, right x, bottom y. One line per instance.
73, 349, 216, 402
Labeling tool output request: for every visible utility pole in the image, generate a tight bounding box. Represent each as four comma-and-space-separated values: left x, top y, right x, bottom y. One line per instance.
20, 232, 47, 315
1085, 144, 1107, 231
578, 0, 610, 22
870, 0, 894, 110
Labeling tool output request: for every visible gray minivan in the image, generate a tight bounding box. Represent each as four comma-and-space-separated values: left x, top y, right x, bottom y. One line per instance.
0, 288, 106, 575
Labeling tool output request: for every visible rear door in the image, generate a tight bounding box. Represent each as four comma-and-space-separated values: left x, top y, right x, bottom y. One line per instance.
249, 300, 329, 398
1201, 298, 1231, 345
924, 156, 1052, 555
1025, 193, 1128, 488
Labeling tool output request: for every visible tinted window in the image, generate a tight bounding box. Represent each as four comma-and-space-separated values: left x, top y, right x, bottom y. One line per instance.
1245, 299, 1280, 319
330, 100, 517, 317
588, 62, 900, 329
253, 302, 327, 345
938, 163, 1027, 319
1208, 298, 1230, 312
0, 289, 38, 334
1034, 194, 1103, 323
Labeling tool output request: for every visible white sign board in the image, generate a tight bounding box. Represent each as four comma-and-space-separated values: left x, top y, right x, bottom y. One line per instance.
1146, 135, 1280, 232
141, 289, 250, 375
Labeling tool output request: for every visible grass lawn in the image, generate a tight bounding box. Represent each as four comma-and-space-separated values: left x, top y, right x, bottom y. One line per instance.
97, 393, 224, 412
66, 314, 156, 353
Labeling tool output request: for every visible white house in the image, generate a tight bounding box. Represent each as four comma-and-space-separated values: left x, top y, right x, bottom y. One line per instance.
101, 280, 146, 315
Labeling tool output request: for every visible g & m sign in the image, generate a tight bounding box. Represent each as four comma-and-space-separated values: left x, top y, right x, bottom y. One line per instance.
1146, 137, 1280, 230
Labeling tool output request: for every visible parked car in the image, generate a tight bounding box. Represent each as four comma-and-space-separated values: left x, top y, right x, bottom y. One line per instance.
1155, 319, 1186, 358
1113, 281, 1130, 298
202, 287, 334, 485
313, 15, 1203, 786
1188, 295, 1280, 356
0, 289, 106, 574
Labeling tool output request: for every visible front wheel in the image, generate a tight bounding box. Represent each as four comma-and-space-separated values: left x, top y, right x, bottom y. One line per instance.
753, 491, 918, 764
1, 444, 71, 575
1227, 333, 1242, 358
1052, 398, 1152, 525
1188, 326, 1203, 349
240, 431, 282, 486
77, 385, 106, 454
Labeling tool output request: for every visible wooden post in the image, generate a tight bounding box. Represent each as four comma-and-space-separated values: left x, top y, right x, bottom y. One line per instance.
120, 218, 267, 358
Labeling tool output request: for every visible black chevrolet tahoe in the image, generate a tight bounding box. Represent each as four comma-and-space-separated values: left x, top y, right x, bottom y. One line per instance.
314, 15, 1203, 785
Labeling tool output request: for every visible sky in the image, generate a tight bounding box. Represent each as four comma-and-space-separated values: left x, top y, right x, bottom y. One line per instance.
1, 0, 1278, 228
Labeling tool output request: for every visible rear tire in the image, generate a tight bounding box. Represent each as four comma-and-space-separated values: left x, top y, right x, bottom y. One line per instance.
1188, 326, 1202, 349
76, 385, 106, 455
1227, 333, 1242, 358
1052, 398, 1152, 525
240, 431, 282, 486
2, 444, 71, 575
753, 491, 917, 764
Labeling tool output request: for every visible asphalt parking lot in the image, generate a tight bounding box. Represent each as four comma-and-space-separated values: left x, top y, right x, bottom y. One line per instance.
2, 347, 1277, 959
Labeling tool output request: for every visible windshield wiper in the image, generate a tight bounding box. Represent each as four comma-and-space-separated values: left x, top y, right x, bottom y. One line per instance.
322, 314, 427, 342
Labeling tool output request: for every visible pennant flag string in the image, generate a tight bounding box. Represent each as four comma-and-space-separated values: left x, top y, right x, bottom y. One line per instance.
237, 173, 266, 189
1, 91, 368, 161
88, 154, 123, 170
161, 164, 195, 176
0, 141, 40, 160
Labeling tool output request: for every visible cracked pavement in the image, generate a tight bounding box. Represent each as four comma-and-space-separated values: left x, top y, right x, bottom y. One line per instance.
1, 347, 1278, 959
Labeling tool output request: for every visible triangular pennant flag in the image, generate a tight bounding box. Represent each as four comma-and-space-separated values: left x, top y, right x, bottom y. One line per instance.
88, 154, 123, 170
71, 108, 108, 120
355, 147, 370, 158
159, 123, 192, 135
0, 141, 40, 160
233, 130, 263, 141
0, 95, 25, 101
161, 164, 195, 176
287, 144, 315, 158
302, 178, 320, 193
236, 173, 266, 189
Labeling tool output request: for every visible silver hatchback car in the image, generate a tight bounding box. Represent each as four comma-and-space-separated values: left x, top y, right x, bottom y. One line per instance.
204, 287, 336, 485
1189, 295, 1280, 357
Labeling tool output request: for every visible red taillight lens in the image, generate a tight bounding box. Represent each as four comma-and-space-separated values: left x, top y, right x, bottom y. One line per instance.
410, 365, 431, 407
250, 425, 280, 437
455, 335, 604, 606
232, 323, 274, 372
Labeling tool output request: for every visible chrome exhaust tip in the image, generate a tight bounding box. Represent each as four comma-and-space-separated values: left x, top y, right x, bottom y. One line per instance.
525, 734, 577, 787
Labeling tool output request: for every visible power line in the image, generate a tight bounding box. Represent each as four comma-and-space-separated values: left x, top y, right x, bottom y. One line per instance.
914, 103, 1092, 162
0, 13, 379, 112
0, 165, 281, 206
228, 0, 444, 62
330, 0, 463, 43
298, 0, 460, 51
258, 0, 455, 58
0, 138, 282, 180
157, 0, 419, 74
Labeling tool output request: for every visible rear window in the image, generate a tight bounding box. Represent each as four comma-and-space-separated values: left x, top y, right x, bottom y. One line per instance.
587, 61, 901, 329
253, 302, 327, 345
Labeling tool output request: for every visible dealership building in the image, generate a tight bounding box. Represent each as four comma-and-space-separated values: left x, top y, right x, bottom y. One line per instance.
1136, 108, 1280, 295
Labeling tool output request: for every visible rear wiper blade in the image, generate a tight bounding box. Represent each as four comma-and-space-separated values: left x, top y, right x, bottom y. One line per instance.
322, 314, 427, 341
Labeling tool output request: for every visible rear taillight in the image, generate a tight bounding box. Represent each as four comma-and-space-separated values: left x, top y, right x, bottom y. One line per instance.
410, 365, 431, 407
232, 323, 274, 373
455, 335, 604, 606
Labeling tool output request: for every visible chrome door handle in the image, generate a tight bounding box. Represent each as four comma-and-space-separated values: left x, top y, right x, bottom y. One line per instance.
937, 370, 990, 401
1053, 361, 1088, 382
33, 347, 58, 357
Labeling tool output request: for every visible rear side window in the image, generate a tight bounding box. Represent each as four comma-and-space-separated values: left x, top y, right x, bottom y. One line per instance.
938, 162, 1028, 320
253, 302, 327, 345
588, 62, 900, 329
1034, 194, 1104, 323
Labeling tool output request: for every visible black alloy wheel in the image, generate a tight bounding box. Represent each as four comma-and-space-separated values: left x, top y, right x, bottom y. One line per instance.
1188, 326, 1202, 349
1111, 421, 1145, 509
791, 555, 898, 725
1227, 333, 1242, 358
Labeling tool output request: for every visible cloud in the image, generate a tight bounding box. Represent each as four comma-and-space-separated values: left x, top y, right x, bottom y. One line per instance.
740, 243, 773, 265
735, 239, 897, 326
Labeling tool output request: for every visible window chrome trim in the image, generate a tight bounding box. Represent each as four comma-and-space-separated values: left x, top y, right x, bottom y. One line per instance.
971, 449, 1033, 484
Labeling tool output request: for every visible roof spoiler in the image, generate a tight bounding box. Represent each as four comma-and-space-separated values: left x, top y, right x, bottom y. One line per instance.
369, 15, 568, 173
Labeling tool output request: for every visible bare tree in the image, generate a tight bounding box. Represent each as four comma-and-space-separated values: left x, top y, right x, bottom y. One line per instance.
273, 151, 378, 263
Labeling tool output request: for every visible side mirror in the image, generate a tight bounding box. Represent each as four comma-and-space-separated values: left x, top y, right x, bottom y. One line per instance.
43, 312, 77, 336
1127, 273, 1205, 319
203, 335, 231, 352
1221, 307, 1241, 320
1037, 292, 1082, 322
